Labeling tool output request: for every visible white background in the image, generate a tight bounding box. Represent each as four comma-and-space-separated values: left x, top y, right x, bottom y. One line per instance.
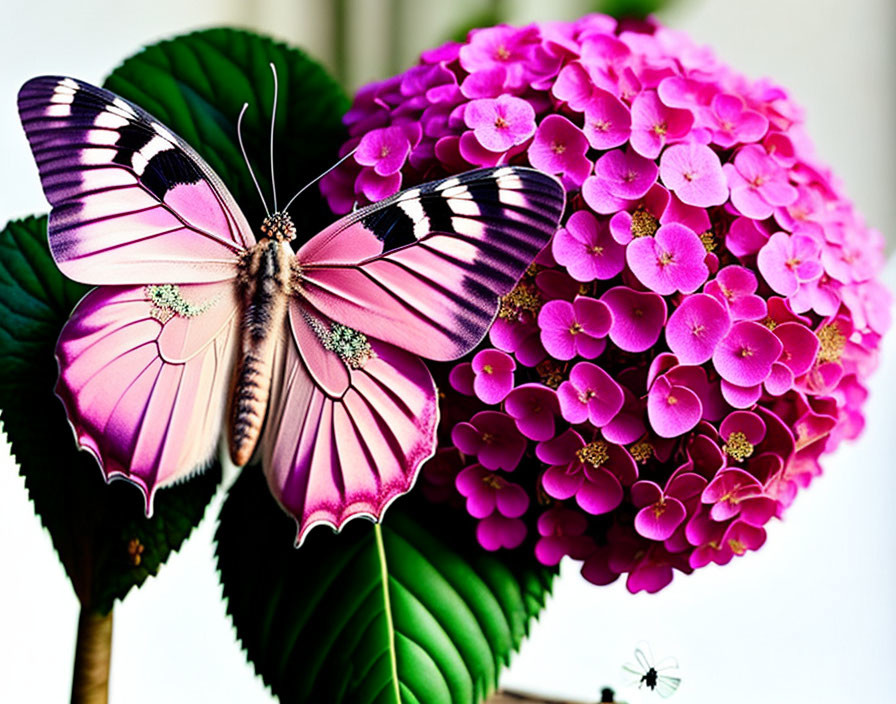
1, 1, 893, 702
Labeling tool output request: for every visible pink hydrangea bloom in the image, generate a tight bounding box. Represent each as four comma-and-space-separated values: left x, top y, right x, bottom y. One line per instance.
323, 14, 889, 594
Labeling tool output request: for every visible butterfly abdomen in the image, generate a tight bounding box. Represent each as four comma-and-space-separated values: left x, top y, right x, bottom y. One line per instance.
229, 240, 292, 466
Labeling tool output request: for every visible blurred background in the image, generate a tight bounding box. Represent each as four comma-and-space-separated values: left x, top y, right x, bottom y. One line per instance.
1, 1, 894, 702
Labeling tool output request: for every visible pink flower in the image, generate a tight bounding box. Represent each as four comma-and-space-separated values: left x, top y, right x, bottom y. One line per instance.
537, 297, 612, 360
464, 94, 536, 152
659, 143, 728, 207
557, 362, 625, 426
456, 464, 529, 518
458, 25, 539, 89
713, 321, 783, 387
535, 507, 595, 565
705, 93, 769, 148
757, 231, 823, 296
723, 144, 798, 219
647, 375, 702, 438
703, 467, 776, 527
629, 90, 693, 159
537, 429, 637, 515
665, 293, 731, 365
477, 512, 527, 551
471, 348, 516, 404
355, 125, 412, 176
582, 90, 631, 149
504, 383, 558, 441
583, 147, 658, 214
600, 286, 667, 352
704, 266, 767, 321
528, 115, 591, 187
626, 222, 710, 295
552, 209, 625, 281
632, 473, 705, 541
451, 411, 527, 471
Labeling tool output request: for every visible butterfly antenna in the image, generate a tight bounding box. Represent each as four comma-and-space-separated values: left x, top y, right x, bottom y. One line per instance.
237, 102, 270, 217
268, 62, 279, 213
282, 147, 359, 214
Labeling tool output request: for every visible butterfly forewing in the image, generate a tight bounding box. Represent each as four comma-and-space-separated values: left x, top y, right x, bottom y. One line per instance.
18, 76, 253, 285
296, 167, 565, 360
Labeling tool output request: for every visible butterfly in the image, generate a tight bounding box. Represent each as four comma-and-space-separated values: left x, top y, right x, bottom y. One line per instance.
622, 643, 681, 698
17, 75, 565, 544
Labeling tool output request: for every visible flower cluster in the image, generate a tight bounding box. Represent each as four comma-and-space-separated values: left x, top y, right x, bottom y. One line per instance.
321, 15, 890, 592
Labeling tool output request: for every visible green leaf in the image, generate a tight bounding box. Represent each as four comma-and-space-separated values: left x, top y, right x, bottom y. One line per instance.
104, 27, 351, 235
216, 468, 555, 704
593, 0, 677, 19
0, 215, 220, 614
1, 28, 350, 612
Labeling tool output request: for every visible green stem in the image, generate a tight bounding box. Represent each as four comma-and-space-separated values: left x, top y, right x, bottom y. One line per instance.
70, 607, 113, 704
374, 523, 400, 703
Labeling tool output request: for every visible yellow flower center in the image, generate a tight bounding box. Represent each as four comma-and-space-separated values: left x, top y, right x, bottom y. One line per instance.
576, 440, 610, 468
481, 474, 504, 489
722, 431, 754, 461
629, 441, 654, 464
729, 538, 747, 555
630, 208, 659, 238
816, 323, 846, 363
498, 282, 542, 319
536, 359, 565, 389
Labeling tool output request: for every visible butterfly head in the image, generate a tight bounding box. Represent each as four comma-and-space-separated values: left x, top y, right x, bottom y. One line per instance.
260, 212, 296, 242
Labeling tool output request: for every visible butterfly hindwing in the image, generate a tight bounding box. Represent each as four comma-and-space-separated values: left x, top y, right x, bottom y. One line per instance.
56, 283, 241, 504
296, 167, 565, 360
18, 76, 253, 286
262, 302, 437, 544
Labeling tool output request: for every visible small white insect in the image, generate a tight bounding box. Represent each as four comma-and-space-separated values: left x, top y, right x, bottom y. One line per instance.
622, 643, 681, 698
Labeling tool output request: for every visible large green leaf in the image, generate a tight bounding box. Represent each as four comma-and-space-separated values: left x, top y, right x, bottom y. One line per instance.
104, 27, 350, 236
0, 215, 221, 614
216, 468, 555, 704
1, 28, 350, 612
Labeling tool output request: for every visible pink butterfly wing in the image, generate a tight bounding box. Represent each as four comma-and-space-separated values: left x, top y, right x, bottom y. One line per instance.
18, 76, 253, 285
261, 299, 437, 544
262, 168, 563, 541
296, 167, 566, 360
17, 76, 253, 507
56, 283, 241, 507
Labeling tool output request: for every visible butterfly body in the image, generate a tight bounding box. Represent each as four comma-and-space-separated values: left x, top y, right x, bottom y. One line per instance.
230, 222, 297, 466
18, 75, 566, 542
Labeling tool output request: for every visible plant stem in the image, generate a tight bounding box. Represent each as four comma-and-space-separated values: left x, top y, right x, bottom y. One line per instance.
70, 607, 112, 704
